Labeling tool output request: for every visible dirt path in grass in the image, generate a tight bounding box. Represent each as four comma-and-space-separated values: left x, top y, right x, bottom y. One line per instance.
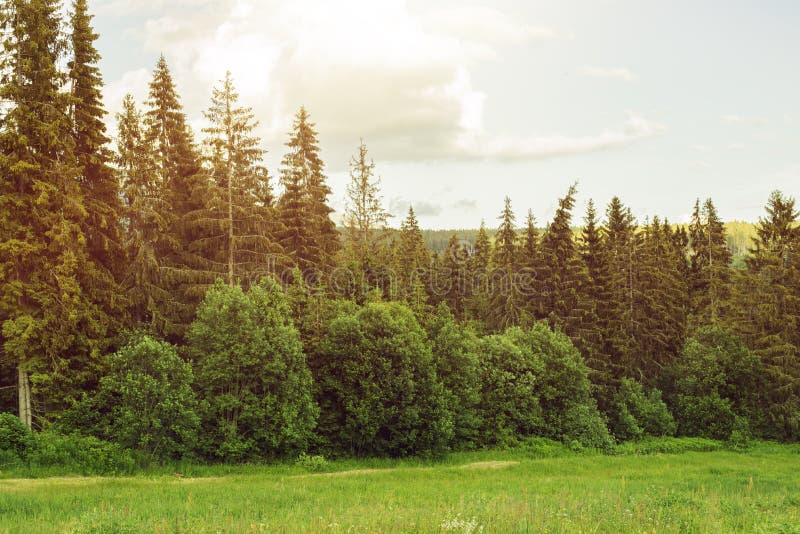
460, 461, 519, 469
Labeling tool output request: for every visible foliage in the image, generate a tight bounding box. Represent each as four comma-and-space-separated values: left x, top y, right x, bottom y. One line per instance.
0, 412, 35, 459
295, 452, 329, 472
78, 335, 199, 461
504, 324, 614, 448
662, 327, 762, 440
427, 304, 482, 449
29, 431, 136, 475
311, 301, 452, 457
187, 279, 317, 462
610, 378, 676, 441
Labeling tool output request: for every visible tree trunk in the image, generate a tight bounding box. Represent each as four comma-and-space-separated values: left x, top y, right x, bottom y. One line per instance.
18, 367, 32, 429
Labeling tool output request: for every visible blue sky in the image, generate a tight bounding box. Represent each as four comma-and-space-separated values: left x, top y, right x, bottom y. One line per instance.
91, 0, 799, 228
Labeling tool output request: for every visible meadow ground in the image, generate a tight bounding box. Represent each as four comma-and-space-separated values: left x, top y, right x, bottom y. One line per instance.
1, 441, 798, 533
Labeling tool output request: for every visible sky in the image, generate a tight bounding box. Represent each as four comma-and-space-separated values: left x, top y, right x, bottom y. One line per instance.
91, 0, 800, 229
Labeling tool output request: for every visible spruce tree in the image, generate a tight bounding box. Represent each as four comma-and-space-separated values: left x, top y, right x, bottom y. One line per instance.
689, 198, 732, 328
538, 184, 595, 343
518, 210, 543, 321
0, 0, 103, 424
68, 0, 124, 299
465, 221, 492, 327
733, 191, 800, 439
116, 95, 175, 332
197, 72, 279, 287
579, 199, 617, 406
489, 197, 522, 331
602, 197, 638, 377
441, 234, 469, 319
277, 107, 339, 275
342, 140, 391, 299
395, 207, 431, 313
143, 56, 210, 336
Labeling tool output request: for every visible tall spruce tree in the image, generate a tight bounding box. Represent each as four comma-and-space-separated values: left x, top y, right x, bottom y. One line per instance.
465, 221, 492, 327
197, 72, 279, 287
518, 210, 544, 322
538, 184, 595, 344
602, 196, 638, 378
489, 197, 522, 331
441, 234, 469, 319
116, 95, 177, 333
579, 199, 617, 405
689, 198, 732, 328
395, 207, 431, 313
342, 140, 391, 299
733, 191, 800, 439
68, 0, 124, 300
0, 0, 106, 425
143, 56, 210, 336
277, 107, 339, 275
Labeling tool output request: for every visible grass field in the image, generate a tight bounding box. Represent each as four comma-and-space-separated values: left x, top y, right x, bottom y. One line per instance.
1, 441, 799, 533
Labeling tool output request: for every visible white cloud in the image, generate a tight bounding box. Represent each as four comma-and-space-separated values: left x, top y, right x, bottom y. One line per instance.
577, 66, 638, 82
99, 0, 662, 168
453, 112, 666, 160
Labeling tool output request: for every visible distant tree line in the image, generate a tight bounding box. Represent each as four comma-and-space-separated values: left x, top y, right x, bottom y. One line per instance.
1, 1, 799, 463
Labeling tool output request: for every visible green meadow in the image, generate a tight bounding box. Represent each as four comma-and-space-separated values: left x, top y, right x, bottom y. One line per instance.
2, 440, 798, 533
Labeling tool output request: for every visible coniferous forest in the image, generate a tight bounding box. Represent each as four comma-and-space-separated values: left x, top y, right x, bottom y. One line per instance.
1, 0, 799, 467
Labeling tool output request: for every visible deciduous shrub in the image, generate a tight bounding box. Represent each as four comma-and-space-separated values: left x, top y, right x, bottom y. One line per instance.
62, 334, 199, 462
0, 412, 34, 459
611, 378, 676, 441
30, 432, 135, 475
188, 279, 317, 462
662, 327, 762, 440
504, 325, 613, 449
311, 301, 453, 457
428, 304, 482, 450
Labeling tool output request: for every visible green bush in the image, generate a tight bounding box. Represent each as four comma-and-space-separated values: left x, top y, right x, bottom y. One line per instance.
188, 279, 318, 462
611, 378, 676, 441
662, 327, 762, 440
428, 304, 482, 450
476, 333, 544, 447
503, 325, 613, 449
62, 334, 199, 462
295, 452, 329, 472
0, 412, 35, 459
29, 432, 136, 475
312, 301, 453, 457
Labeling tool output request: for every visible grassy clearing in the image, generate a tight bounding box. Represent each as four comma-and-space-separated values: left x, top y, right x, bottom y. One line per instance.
1, 441, 798, 533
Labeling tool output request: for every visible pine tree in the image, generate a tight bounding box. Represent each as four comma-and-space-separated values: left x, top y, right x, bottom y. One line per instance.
197, 72, 279, 287
733, 191, 800, 439
488, 197, 522, 331
517, 210, 543, 321
277, 107, 339, 276
538, 184, 595, 343
688, 198, 732, 328
0, 0, 104, 424
142, 56, 210, 336
579, 199, 617, 406
342, 140, 391, 299
465, 221, 491, 327
395, 207, 431, 313
68, 0, 124, 299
